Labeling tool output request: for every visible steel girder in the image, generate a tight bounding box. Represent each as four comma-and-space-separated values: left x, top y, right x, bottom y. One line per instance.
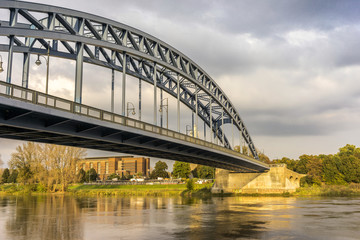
0, 0, 259, 159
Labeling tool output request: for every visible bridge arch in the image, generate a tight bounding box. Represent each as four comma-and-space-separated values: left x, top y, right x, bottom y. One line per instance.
0, 0, 259, 159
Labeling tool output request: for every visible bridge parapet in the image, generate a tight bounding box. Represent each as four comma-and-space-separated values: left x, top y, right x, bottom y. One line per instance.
0, 81, 268, 172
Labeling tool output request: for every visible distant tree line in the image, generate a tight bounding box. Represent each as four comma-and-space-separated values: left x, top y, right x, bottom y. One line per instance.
271, 144, 360, 186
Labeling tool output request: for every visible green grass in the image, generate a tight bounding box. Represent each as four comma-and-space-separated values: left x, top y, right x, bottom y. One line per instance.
68, 183, 187, 190
67, 183, 189, 197
294, 184, 360, 197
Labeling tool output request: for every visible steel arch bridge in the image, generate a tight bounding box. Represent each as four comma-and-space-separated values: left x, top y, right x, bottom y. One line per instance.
0, 1, 268, 172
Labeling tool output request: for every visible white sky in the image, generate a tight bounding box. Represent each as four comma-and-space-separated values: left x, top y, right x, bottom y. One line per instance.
1, 0, 360, 167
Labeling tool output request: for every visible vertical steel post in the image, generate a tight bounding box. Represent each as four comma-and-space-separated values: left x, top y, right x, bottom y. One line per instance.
6, 36, 14, 89
232, 118, 234, 149
6, 9, 17, 94
153, 63, 157, 125
22, 52, 30, 88
222, 111, 224, 146
74, 42, 84, 105
122, 52, 127, 116
204, 121, 206, 141
111, 51, 116, 113
74, 18, 84, 109
160, 89, 163, 128
139, 78, 142, 121
177, 74, 180, 132
192, 111, 194, 137
209, 98, 212, 143
195, 87, 198, 138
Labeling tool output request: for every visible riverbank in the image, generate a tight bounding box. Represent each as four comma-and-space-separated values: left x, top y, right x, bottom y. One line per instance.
294, 184, 360, 197
0, 183, 213, 197
2, 183, 360, 197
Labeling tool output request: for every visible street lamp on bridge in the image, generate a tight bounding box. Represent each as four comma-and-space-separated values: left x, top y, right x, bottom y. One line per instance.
159, 97, 168, 129
35, 41, 50, 100
126, 102, 136, 117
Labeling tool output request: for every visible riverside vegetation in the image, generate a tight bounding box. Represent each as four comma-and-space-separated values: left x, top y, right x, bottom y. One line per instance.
1, 143, 360, 197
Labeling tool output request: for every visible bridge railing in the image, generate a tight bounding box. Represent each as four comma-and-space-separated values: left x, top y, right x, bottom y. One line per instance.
0, 81, 267, 167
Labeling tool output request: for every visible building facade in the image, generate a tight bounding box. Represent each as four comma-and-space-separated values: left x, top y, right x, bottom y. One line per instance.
77, 156, 150, 180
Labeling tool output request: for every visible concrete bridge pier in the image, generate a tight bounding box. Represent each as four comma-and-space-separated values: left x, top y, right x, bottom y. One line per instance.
212, 164, 305, 194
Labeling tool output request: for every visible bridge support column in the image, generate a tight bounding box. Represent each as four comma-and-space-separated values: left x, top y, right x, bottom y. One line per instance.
211, 165, 305, 194
74, 42, 84, 106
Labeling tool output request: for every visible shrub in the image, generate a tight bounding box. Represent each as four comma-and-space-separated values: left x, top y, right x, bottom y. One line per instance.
186, 179, 194, 191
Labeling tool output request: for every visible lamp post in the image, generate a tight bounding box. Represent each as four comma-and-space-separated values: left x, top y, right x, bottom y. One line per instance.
126, 102, 136, 117
159, 98, 168, 129
0, 55, 4, 73
35, 41, 50, 102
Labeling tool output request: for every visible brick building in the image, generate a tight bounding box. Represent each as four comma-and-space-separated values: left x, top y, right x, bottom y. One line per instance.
77, 156, 150, 180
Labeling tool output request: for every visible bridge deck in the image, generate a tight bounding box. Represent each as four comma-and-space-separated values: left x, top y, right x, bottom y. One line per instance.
0, 82, 269, 172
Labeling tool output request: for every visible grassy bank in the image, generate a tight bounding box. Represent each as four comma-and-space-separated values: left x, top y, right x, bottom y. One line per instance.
67, 183, 188, 197
3, 183, 360, 197
294, 184, 360, 197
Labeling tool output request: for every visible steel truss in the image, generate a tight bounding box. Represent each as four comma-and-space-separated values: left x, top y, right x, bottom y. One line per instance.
0, 0, 258, 159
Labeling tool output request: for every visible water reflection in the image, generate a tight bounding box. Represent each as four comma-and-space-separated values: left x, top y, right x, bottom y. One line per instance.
1, 195, 83, 240
1, 195, 360, 240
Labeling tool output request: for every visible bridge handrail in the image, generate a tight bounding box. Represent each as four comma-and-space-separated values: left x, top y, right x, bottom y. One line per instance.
0, 81, 267, 167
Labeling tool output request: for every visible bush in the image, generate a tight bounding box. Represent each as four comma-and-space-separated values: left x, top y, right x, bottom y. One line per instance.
186, 179, 194, 191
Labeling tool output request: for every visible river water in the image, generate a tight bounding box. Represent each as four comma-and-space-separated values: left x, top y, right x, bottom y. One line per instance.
0, 195, 359, 240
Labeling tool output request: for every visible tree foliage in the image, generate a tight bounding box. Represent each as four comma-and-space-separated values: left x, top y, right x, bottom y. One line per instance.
86, 168, 98, 182
150, 161, 169, 179
1, 168, 10, 184
9, 142, 86, 191
172, 161, 191, 178
8, 170, 18, 183
77, 168, 86, 183
271, 144, 360, 186
196, 165, 215, 179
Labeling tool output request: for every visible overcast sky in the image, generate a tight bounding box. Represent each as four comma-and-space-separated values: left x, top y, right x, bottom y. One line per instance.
1, 0, 360, 166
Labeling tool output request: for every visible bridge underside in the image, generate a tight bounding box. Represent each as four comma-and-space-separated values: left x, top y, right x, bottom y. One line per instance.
0, 96, 268, 173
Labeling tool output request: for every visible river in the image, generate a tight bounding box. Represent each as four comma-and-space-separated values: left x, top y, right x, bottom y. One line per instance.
0, 195, 359, 239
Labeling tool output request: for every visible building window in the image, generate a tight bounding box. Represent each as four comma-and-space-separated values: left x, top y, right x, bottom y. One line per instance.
90, 162, 93, 169
97, 162, 101, 174
105, 162, 109, 174
82, 163, 86, 170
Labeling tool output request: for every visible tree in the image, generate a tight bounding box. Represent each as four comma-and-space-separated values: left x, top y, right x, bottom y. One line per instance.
77, 168, 86, 183
1, 168, 10, 184
86, 168, 98, 182
172, 161, 191, 178
44, 144, 87, 191
271, 157, 297, 171
9, 142, 86, 190
8, 170, 18, 183
197, 165, 215, 179
9, 142, 38, 184
150, 161, 169, 179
